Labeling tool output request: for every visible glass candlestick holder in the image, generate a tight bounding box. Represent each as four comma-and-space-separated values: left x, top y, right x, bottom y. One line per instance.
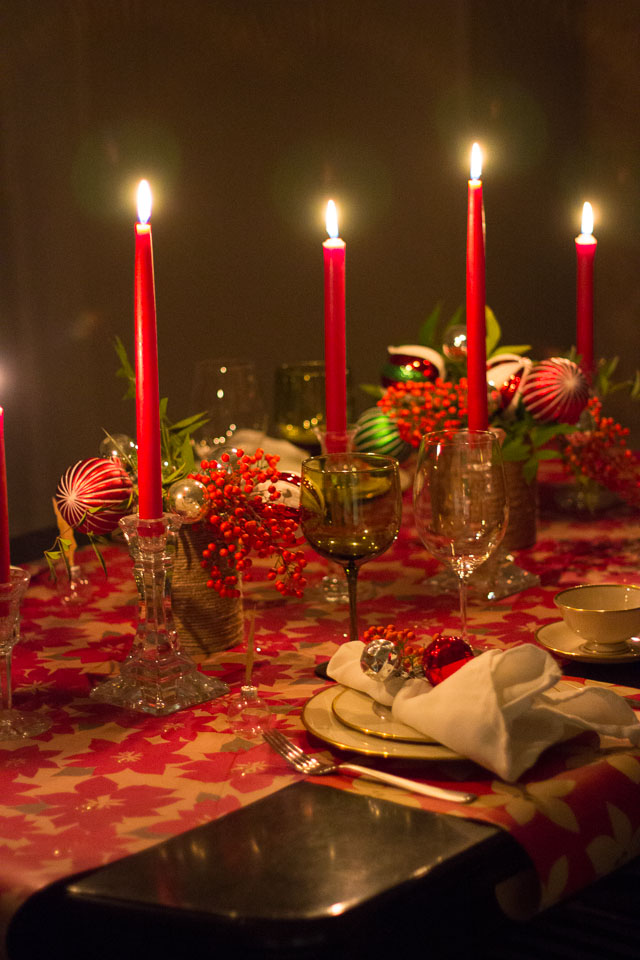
0, 567, 50, 740
90, 514, 229, 716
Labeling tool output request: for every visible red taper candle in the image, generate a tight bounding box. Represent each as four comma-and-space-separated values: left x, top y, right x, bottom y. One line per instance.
134, 180, 163, 521
0, 408, 10, 583
323, 200, 347, 441
466, 143, 488, 430
575, 201, 597, 377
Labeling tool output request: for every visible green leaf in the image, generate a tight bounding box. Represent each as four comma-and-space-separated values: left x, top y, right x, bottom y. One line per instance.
485, 305, 501, 357
170, 411, 209, 432
417, 302, 442, 348
113, 336, 136, 399
489, 344, 532, 358
500, 438, 530, 462
523, 457, 539, 484
360, 384, 385, 399
88, 535, 108, 577
535, 448, 562, 461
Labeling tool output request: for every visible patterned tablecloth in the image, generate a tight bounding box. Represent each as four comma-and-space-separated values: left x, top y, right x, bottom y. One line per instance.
2, 487, 640, 930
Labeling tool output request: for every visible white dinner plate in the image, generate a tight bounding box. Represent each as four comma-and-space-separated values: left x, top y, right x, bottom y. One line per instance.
331, 687, 435, 743
536, 620, 640, 663
301, 686, 462, 760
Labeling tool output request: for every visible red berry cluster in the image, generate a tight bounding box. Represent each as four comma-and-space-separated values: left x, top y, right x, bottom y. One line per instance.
363, 624, 423, 676
192, 448, 308, 598
378, 378, 468, 448
562, 397, 640, 507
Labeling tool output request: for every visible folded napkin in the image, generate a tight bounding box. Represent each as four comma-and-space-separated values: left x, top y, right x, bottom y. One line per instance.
328, 641, 640, 781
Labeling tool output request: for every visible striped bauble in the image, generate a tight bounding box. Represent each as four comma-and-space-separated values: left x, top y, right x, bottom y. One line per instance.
56, 458, 134, 535
354, 407, 412, 460
381, 344, 445, 388
520, 358, 589, 424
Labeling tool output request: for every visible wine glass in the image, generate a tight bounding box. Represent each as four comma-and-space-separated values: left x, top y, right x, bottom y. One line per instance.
0, 567, 50, 740
191, 359, 267, 460
300, 454, 402, 642
413, 429, 508, 640
273, 360, 326, 454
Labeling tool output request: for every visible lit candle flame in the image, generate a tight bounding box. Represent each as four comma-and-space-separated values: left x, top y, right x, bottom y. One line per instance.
581, 201, 594, 236
470, 143, 482, 181
137, 180, 152, 225
325, 199, 339, 239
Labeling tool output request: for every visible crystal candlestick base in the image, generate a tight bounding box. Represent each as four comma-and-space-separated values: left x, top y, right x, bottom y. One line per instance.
0, 567, 50, 740
90, 514, 229, 716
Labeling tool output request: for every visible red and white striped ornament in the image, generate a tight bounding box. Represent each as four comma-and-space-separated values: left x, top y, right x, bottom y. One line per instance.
521, 358, 589, 424
486, 353, 532, 413
56, 458, 133, 535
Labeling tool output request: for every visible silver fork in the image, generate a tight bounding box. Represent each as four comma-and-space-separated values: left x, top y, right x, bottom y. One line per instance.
263, 729, 476, 804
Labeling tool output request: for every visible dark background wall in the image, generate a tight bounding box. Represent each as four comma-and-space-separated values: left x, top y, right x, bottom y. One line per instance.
1, 0, 639, 538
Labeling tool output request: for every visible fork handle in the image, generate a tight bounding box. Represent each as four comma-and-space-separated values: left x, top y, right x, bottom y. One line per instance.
337, 763, 476, 804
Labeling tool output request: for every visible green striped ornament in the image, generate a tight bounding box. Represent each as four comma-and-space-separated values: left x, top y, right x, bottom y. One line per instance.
354, 407, 411, 461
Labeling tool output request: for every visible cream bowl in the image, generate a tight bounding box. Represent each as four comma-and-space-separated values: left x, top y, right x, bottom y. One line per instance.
554, 583, 640, 653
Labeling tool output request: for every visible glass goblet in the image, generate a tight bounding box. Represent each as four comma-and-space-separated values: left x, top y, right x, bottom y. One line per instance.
300, 454, 402, 642
190, 359, 267, 461
0, 567, 50, 740
413, 429, 508, 641
273, 360, 326, 454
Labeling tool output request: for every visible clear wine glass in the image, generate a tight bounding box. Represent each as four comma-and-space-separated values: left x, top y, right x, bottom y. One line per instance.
226, 610, 273, 739
191, 359, 267, 461
413, 429, 508, 640
0, 567, 50, 740
300, 454, 402, 642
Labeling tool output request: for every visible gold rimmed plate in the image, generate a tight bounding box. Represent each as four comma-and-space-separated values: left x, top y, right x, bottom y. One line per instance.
331, 687, 435, 743
301, 686, 461, 760
536, 620, 640, 663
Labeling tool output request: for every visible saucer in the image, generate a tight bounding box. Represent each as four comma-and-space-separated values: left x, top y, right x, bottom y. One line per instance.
536, 620, 640, 663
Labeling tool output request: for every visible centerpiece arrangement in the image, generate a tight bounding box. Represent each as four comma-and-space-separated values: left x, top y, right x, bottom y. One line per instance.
49, 336, 308, 666
352, 302, 640, 596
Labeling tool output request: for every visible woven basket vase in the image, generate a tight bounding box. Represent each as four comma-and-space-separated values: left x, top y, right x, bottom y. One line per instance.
171, 524, 243, 662
502, 460, 538, 551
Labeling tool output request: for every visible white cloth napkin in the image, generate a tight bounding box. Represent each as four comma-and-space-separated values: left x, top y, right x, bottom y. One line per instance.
327, 641, 640, 781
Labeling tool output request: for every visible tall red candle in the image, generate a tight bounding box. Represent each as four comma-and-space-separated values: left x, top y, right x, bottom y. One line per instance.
466, 143, 488, 430
0, 408, 11, 583
575, 201, 597, 377
323, 200, 347, 440
134, 180, 163, 521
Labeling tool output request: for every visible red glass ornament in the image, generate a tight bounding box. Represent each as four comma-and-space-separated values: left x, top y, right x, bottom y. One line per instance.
422, 634, 474, 685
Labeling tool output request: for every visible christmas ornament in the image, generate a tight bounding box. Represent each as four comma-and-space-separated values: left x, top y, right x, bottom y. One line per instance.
98, 433, 137, 465
56, 458, 133, 535
360, 636, 400, 681
521, 357, 589, 425
442, 325, 468, 361
361, 625, 425, 680
167, 478, 208, 523
422, 634, 474, 686
354, 407, 412, 461
486, 353, 532, 414
381, 344, 445, 387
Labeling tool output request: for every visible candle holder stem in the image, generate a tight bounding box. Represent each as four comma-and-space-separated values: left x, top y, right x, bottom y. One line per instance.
90, 514, 228, 715
0, 567, 50, 740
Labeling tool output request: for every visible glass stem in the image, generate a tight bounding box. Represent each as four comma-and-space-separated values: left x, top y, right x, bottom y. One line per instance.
0, 651, 12, 711
345, 563, 359, 642
458, 575, 468, 640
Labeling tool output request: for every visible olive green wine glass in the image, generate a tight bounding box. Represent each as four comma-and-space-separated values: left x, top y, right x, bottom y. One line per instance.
300, 454, 402, 642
